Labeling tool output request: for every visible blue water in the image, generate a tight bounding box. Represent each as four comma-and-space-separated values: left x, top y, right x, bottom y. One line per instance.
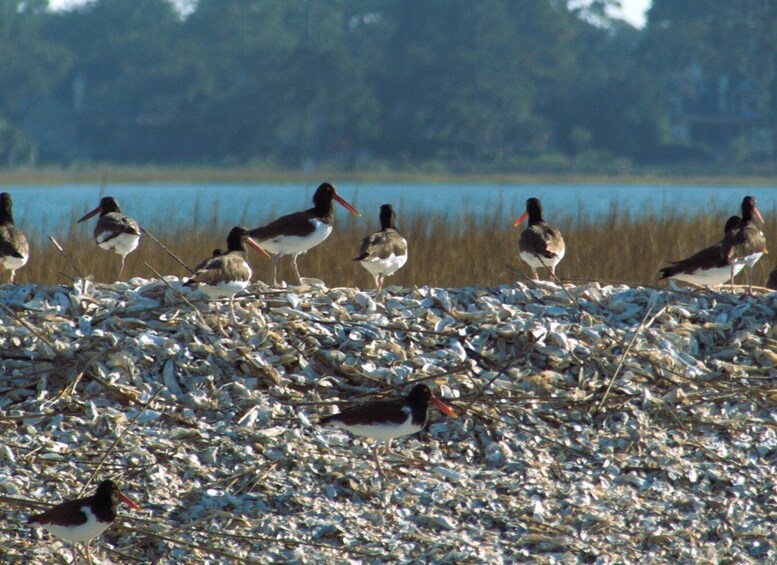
4, 181, 776, 239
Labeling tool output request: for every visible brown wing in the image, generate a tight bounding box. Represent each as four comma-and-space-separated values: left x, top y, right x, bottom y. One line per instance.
659, 242, 727, 279
249, 209, 319, 242
519, 222, 564, 259
721, 224, 767, 262
186, 253, 250, 285
0, 225, 28, 259
96, 212, 141, 240
29, 498, 89, 527
320, 398, 411, 427
354, 228, 407, 261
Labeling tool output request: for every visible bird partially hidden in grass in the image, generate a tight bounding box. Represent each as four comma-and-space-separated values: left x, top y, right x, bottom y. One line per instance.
28, 479, 140, 565
319, 384, 458, 478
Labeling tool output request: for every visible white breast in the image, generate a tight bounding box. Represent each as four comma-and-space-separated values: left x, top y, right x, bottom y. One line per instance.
1, 253, 28, 271
520, 249, 564, 270
40, 506, 110, 543
260, 220, 332, 255
330, 410, 421, 441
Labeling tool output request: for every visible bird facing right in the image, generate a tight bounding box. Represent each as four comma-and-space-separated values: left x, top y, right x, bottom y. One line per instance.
354, 204, 408, 291
319, 383, 458, 477
721, 195, 767, 293
28, 479, 140, 565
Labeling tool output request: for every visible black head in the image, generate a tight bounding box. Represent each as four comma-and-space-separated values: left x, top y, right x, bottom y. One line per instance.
406, 384, 458, 417
312, 183, 337, 207
407, 384, 433, 407
526, 197, 544, 221
740, 196, 764, 223
311, 182, 360, 216
379, 204, 396, 230
0, 192, 13, 224
225, 226, 251, 251
723, 215, 740, 234
99, 196, 121, 215
95, 479, 139, 510
95, 479, 121, 503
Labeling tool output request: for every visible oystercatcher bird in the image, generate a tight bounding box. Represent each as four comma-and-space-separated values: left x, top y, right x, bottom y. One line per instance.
28, 479, 139, 565
0, 192, 29, 284
659, 215, 743, 287
184, 226, 270, 323
514, 197, 565, 281
721, 196, 767, 293
319, 383, 458, 477
354, 204, 408, 291
77, 196, 141, 279
249, 182, 361, 286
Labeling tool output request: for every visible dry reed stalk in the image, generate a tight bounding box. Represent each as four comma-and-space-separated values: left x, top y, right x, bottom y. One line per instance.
12, 209, 777, 289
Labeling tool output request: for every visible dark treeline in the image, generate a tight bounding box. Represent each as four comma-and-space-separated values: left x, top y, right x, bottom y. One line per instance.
2, 0, 776, 172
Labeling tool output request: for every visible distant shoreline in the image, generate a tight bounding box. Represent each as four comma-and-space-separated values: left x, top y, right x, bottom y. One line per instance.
1, 165, 776, 186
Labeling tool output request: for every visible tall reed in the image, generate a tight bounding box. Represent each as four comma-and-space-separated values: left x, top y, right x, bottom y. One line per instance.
11, 206, 776, 290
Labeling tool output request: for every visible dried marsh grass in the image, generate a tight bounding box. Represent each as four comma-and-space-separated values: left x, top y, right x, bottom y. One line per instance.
9, 207, 776, 290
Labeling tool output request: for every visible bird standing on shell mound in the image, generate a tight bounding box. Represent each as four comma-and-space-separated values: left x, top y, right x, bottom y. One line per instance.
249, 182, 361, 287
319, 383, 458, 478
514, 197, 565, 281
659, 215, 743, 287
354, 203, 408, 291
77, 196, 141, 280
28, 479, 140, 565
0, 192, 29, 284
185, 226, 270, 324
721, 195, 767, 293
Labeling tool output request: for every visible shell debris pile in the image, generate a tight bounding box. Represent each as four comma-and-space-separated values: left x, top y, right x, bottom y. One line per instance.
2, 277, 777, 563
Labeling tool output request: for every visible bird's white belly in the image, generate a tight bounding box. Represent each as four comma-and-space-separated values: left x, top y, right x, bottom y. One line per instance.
520, 249, 564, 270
262, 221, 332, 255
97, 232, 140, 257
671, 264, 745, 286
41, 506, 109, 543
200, 279, 250, 299
331, 414, 421, 441
360, 252, 408, 277
1, 253, 28, 271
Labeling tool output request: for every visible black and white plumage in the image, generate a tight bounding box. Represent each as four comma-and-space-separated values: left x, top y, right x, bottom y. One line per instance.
659, 215, 743, 287
0, 192, 29, 283
721, 196, 767, 293
515, 197, 565, 281
28, 479, 139, 565
77, 196, 141, 279
354, 204, 408, 291
319, 384, 458, 477
184, 226, 269, 323
249, 182, 361, 286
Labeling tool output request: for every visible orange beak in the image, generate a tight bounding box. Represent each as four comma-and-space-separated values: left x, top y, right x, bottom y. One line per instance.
333, 194, 361, 217
513, 210, 529, 228
77, 205, 102, 224
246, 236, 272, 259
754, 207, 765, 224
431, 395, 458, 418
118, 491, 140, 511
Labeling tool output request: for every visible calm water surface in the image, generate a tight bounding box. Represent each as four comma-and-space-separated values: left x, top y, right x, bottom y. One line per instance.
4, 182, 777, 238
